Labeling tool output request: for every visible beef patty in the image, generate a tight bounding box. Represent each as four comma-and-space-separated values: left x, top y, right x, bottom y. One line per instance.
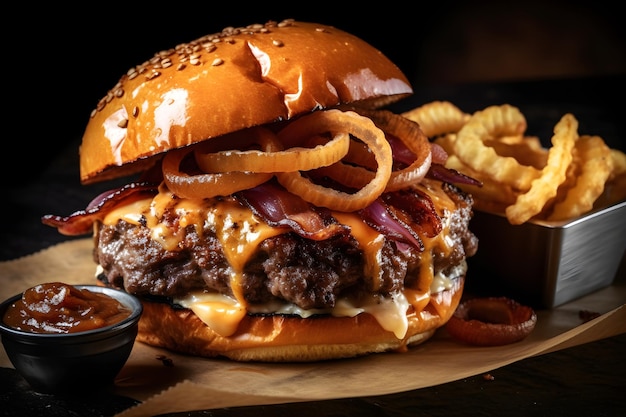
94, 184, 477, 310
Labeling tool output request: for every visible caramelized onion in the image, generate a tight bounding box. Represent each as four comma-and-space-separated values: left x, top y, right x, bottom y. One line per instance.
445, 297, 537, 346
236, 181, 350, 241
276, 110, 393, 212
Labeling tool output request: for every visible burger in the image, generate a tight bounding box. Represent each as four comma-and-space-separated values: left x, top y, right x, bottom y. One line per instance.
42, 19, 479, 362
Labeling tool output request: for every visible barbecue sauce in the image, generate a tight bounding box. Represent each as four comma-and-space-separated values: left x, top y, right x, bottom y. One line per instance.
2, 282, 131, 334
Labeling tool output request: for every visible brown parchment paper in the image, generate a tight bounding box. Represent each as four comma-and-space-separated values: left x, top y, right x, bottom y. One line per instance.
2, 238, 625, 417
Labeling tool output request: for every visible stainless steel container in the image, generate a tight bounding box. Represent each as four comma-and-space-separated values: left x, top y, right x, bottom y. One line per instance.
466, 200, 626, 308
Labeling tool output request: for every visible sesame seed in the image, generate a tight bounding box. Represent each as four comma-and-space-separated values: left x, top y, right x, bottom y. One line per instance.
145, 70, 161, 80
91, 19, 298, 115
118, 118, 129, 128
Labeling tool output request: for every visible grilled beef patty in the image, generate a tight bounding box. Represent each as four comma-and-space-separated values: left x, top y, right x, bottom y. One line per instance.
94, 184, 477, 310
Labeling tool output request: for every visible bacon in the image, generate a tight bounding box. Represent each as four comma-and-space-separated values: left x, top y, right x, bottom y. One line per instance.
359, 199, 424, 251
359, 188, 443, 252
235, 181, 350, 241
43, 178, 445, 252
41, 183, 158, 236
238, 181, 442, 251
381, 188, 442, 239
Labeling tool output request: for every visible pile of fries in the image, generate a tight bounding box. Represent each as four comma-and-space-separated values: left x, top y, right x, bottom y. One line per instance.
403, 101, 626, 225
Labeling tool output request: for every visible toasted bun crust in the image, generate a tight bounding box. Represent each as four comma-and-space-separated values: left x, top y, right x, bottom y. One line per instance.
80, 19, 412, 185
136, 276, 464, 362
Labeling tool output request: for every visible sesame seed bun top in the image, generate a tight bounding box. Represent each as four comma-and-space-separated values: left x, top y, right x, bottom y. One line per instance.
79, 19, 413, 184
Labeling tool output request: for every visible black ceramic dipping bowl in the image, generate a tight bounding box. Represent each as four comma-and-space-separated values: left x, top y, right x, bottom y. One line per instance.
0, 285, 142, 394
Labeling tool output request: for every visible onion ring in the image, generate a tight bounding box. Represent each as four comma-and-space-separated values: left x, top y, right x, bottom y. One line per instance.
195, 129, 350, 173
315, 109, 433, 192
276, 109, 393, 212
162, 127, 277, 198
445, 297, 537, 346
354, 109, 433, 191
163, 147, 273, 198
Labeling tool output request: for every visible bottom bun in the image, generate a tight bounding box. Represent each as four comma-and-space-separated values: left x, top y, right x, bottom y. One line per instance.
137, 276, 464, 362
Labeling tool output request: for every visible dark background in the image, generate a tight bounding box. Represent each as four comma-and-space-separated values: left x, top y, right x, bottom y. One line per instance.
9, 1, 625, 184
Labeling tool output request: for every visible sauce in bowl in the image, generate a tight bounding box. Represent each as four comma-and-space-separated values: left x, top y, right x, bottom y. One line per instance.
2, 282, 132, 334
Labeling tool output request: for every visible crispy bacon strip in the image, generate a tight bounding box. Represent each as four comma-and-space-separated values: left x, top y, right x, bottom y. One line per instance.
43, 179, 446, 251
358, 188, 443, 252
238, 181, 442, 251
359, 199, 424, 251
381, 188, 442, 239
41, 183, 158, 236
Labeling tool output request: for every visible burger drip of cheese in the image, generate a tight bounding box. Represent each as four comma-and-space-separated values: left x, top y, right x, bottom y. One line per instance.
42, 19, 479, 361
100, 180, 462, 341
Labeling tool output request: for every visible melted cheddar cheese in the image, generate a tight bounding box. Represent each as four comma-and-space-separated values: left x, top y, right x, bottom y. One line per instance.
102, 182, 460, 339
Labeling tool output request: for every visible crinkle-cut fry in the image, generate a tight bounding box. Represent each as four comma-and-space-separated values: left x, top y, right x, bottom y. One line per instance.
495, 134, 529, 145
401, 101, 470, 137
484, 136, 549, 169
488, 134, 544, 150
540, 151, 581, 218
609, 148, 626, 179
453, 104, 541, 191
548, 135, 612, 221
506, 114, 579, 225
444, 155, 518, 206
